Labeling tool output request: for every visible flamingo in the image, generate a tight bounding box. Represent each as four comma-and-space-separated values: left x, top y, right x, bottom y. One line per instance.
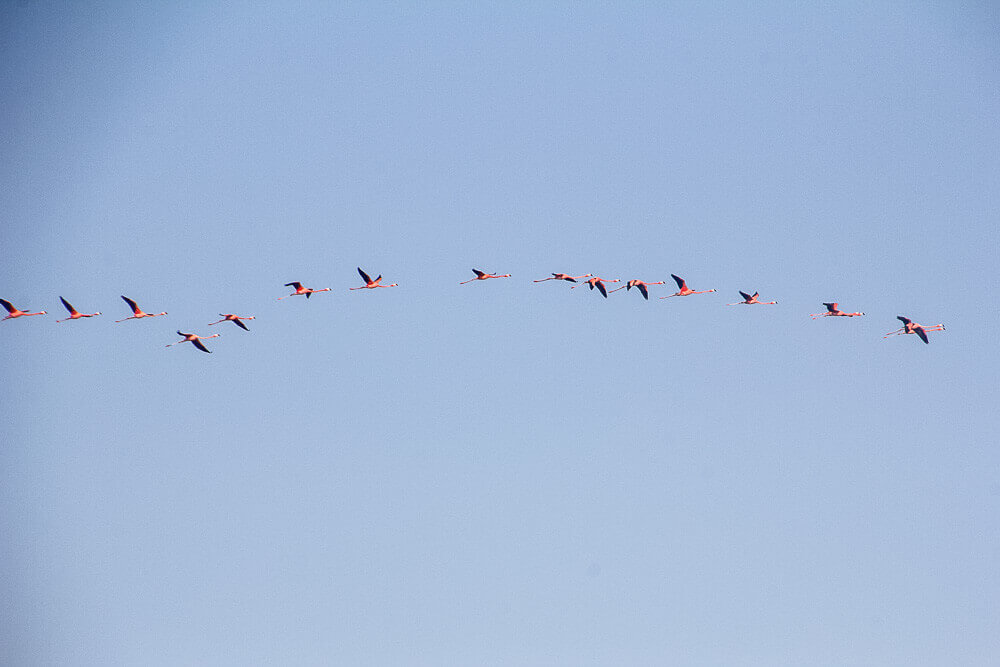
460, 269, 511, 284
727, 291, 778, 306
810, 302, 864, 318
208, 314, 255, 331
660, 274, 717, 299
115, 296, 167, 322
570, 276, 621, 298
609, 279, 666, 300
883, 316, 945, 344
279, 282, 332, 299
166, 331, 220, 353
55, 296, 101, 322
533, 273, 592, 283
1, 298, 46, 321
350, 267, 398, 290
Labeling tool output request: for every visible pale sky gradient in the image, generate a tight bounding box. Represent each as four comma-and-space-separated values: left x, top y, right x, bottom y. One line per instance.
2, 2, 999, 665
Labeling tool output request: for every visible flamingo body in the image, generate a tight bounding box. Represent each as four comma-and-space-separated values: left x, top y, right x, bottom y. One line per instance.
883, 316, 945, 344
660, 274, 717, 299
351, 267, 398, 290
727, 291, 777, 306
208, 314, 254, 331
533, 273, 592, 283
460, 269, 511, 284
115, 296, 167, 322
56, 296, 101, 322
1, 298, 46, 321
570, 277, 620, 298
280, 282, 332, 299
810, 302, 864, 318
166, 330, 220, 353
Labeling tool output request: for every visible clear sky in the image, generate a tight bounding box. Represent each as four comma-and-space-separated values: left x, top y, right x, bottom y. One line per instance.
2, 2, 998, 665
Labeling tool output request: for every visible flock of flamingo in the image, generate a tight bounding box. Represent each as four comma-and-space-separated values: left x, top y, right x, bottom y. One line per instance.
2, 267, 946, 352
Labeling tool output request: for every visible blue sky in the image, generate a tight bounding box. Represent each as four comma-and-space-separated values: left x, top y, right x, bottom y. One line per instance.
2, 2, 998, 664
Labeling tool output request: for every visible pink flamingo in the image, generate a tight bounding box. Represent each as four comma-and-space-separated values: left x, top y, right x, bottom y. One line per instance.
810, 302, 864, 319
660, 274, 717, 299
115, 296, 167, 322
533, 273, 592, 283
609, 279, 666, 300
883, 316, 945, 344
727, 291, 777, 306
350, 267, 398, 290
1, 298, 46, 321
166, 330, 220, 353
208, 314, 255, 331
570, 276, 620, 298
279, 282, 332, 300
460, 269, 511, 284
56, 296, 101, 322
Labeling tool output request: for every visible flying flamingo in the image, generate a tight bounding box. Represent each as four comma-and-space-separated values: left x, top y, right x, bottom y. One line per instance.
533, 273, 592, 283
1, 298, 46, 321
208, 314, 255, 331
883, 316, 945, 344
55, 296, 101, 322
660, 274, 717, 299
350, 267, 398, 290
279, 282, 332, 299
727, 291, 778, 306
809, 302, 864, 319
115, 296, 167, 322
609, 279, 666, 300
166, 331, 220, 353
460, 269, 511, 284
570, 276, 621, 298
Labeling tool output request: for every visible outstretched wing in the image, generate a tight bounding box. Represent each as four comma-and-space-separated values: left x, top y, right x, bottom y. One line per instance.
739, 291, 752, 301
285, 282, 302, 289
896, 316, 911, 325
596, 281, 608, 298
638, 283, 649, 300
0, 298, 14, 313
915, 326, 929, 344
472, 269, 485, 277
234, 318, 249, 331
823, 302, 837, 312
60, 296, 77, 314
671, 274, 686, 290
121, 295, 139, 312
564, 276, 577, 282
192, 338, 212, 353
357, 267, 372, 284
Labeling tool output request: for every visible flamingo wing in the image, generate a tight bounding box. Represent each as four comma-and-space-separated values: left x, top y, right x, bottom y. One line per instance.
915, 326, 929, 344
739, 291, 752, 301
357, 267, 372, 284
823, 302, 837, 312
234, 318, 249, 331
671, 274, 686, 290
192, 338, 212, 353
285, 282, 302, 290
59, 296, 77, 314
472, 269, 485, 277
637, 283, 649, 300
596, 281, 608, 298
564, 276, 577, 282
0, 298, 13, 313
896, 316, 912, 325
121, 295, 139, 312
